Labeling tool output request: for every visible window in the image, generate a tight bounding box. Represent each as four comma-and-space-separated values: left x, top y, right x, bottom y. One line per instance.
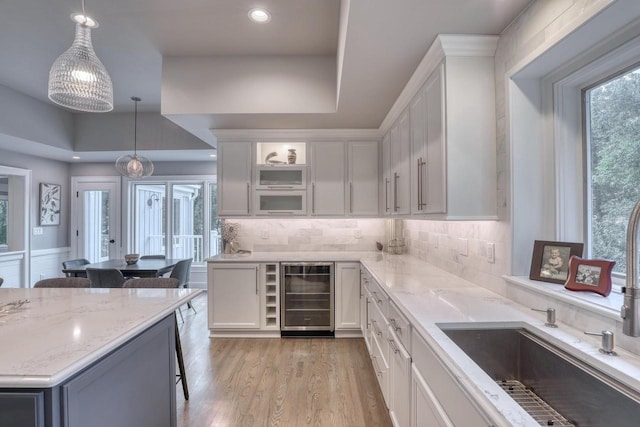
585, 64, 640, 275
131, 179, 220, 263
0, 196, 7, 249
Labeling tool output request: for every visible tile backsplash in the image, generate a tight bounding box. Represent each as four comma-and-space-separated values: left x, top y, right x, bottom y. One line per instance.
225, 218, 385, 252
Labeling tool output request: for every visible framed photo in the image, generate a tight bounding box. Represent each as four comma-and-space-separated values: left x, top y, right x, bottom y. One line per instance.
564, 256, 615, 297
529, 240, 584, 284
40, 183, 61, 226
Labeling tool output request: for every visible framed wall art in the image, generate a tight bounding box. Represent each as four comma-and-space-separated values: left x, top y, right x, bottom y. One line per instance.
529, 240, 584, 284
40, 183, 61, 226
564, 256, 615, 297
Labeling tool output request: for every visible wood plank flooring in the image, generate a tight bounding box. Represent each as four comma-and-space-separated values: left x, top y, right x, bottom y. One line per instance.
176, 294, 392, 427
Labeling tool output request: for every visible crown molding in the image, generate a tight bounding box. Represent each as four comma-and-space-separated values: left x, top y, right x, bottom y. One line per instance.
379, 34, 498, 135
212, 128, 382, 142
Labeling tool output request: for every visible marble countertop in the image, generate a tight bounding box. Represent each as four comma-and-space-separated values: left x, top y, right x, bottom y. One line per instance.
360, 254, 640, 427
207, 251, 377, 263
0, 287, 202, 388
209, 251, 640, 426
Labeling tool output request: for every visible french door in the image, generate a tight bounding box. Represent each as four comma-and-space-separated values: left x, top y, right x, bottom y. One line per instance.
71, 177, 121, 262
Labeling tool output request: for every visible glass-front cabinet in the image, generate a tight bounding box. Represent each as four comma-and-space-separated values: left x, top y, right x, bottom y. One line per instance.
255, 191, 307, 215
255, 165, 307, 190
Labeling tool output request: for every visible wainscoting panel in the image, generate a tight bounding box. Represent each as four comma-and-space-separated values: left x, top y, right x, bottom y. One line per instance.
30, 247, 71, 286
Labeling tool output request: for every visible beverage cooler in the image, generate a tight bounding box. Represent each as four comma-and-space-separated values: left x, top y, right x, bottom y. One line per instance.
280, 262, 334, 335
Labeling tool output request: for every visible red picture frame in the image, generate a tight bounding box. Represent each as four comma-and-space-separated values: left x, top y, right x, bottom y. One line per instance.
564, 256, 616, 297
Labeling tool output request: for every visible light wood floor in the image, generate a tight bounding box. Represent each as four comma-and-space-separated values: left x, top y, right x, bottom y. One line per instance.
176, 294, 392, 427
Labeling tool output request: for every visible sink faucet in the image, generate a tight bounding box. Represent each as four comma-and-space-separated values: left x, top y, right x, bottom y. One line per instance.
621, 200, 640, 336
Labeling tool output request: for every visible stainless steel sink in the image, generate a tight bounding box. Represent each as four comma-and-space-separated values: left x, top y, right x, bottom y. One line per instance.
440, 326, 640, 427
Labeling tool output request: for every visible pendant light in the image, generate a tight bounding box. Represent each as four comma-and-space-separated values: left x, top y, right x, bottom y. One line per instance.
48, 0, 113, 112
115, 97, 154, 178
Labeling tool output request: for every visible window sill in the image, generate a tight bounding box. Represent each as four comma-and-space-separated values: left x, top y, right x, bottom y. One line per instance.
503, 275, 622, 322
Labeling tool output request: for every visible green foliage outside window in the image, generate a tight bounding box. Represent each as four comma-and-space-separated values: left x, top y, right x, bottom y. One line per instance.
0, 199, 7, 245
589, 66, 640, 274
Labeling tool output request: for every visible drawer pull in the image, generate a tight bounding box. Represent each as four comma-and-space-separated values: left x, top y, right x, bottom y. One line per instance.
387, 338, 400, 354
371, 355, 382, 375
372, 291, 383, 304
371, 320, 382, 337
389, 318, 401, 332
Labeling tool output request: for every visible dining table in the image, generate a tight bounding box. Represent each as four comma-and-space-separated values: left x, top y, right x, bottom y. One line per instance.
62, 258, 185, 278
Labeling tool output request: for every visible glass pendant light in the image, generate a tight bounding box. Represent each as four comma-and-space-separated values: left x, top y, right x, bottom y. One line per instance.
115, 97, 154, 178
48, 0, 113, 112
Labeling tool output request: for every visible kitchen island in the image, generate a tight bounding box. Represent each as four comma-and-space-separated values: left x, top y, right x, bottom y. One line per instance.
0, 287, 201, 427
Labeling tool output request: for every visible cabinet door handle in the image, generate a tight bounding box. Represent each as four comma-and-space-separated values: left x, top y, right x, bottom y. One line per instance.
267, 211, 294, 214
394, 173, 399, 211
385, 178, 390, 212
349, 182, 353, 214
419, 159, 427, 209
312, 183, 315, 213
371, 355, 382, 375
256, 266, 259, 294
246, 182, 251, 213
267, 185, 294, 189
417, 157, 422, 211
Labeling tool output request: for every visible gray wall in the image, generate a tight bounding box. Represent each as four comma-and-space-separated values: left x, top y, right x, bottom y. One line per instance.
70, 161, 217, 177
0, 147, 70, 250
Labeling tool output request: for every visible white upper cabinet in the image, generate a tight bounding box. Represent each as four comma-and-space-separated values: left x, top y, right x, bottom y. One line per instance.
310, 141, 346, 216
390, 34, 498, 220
347, 141, 379, 216
382, 132, 392, 216
390, 111, 411, 215
217, 142, 252, 216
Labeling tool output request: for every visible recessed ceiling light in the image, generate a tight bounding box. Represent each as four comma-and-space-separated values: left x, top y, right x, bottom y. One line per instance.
209, 154, 217, 158
72, 156, 81, 160
248, 8, 271, 24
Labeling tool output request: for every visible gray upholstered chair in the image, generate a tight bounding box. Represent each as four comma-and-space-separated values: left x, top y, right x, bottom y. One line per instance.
0, 277, 4, 287
121, 275, 188, 399
122, 277, 179, 288
140, 255, 166, 260
62, 258, 90, 277
86, 268, 127, 288
170, 259, 195, 313
34, 277, 91, 288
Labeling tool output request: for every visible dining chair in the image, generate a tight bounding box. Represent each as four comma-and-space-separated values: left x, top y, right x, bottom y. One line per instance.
34, 277, 91, 288
140, 255, 166, 260
122, 278, 179, 288
86, 268, 127, 288
62, 258, 90, 277
122, 276, 189, 400
170, 259, 196, 313
0, 277, 4, 287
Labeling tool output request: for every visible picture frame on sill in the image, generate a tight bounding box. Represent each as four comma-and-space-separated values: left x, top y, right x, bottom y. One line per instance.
40, 183, 61, 226
529, 240, 584, 284
564, 256, 616, 297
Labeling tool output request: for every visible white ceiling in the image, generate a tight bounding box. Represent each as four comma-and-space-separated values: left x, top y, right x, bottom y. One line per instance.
0, 0, 531, 160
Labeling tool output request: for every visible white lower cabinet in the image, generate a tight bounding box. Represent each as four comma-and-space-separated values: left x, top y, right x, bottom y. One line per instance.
411, 364, 453, 427
335, 262, 361, 332
388, 329, 411, 427
209, 263, 261, 329
411, 329, 492, 427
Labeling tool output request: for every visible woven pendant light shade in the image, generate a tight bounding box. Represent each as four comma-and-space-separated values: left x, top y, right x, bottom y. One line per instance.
48, 22, 113, 112
115, 97, 154, 178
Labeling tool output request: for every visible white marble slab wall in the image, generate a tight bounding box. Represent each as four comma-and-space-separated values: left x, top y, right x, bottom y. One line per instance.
403, 220, 510, 296
225, 219, 385, 252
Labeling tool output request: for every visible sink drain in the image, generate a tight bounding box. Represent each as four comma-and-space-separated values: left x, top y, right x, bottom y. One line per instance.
497, 380, 575, 426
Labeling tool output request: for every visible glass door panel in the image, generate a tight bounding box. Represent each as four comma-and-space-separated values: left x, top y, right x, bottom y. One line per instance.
172, 184, 204, 262
133, 184, 166, 257
75, 180, 120, 263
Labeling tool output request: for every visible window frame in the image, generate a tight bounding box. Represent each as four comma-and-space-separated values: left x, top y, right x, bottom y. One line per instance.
550, 33, 640, 291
